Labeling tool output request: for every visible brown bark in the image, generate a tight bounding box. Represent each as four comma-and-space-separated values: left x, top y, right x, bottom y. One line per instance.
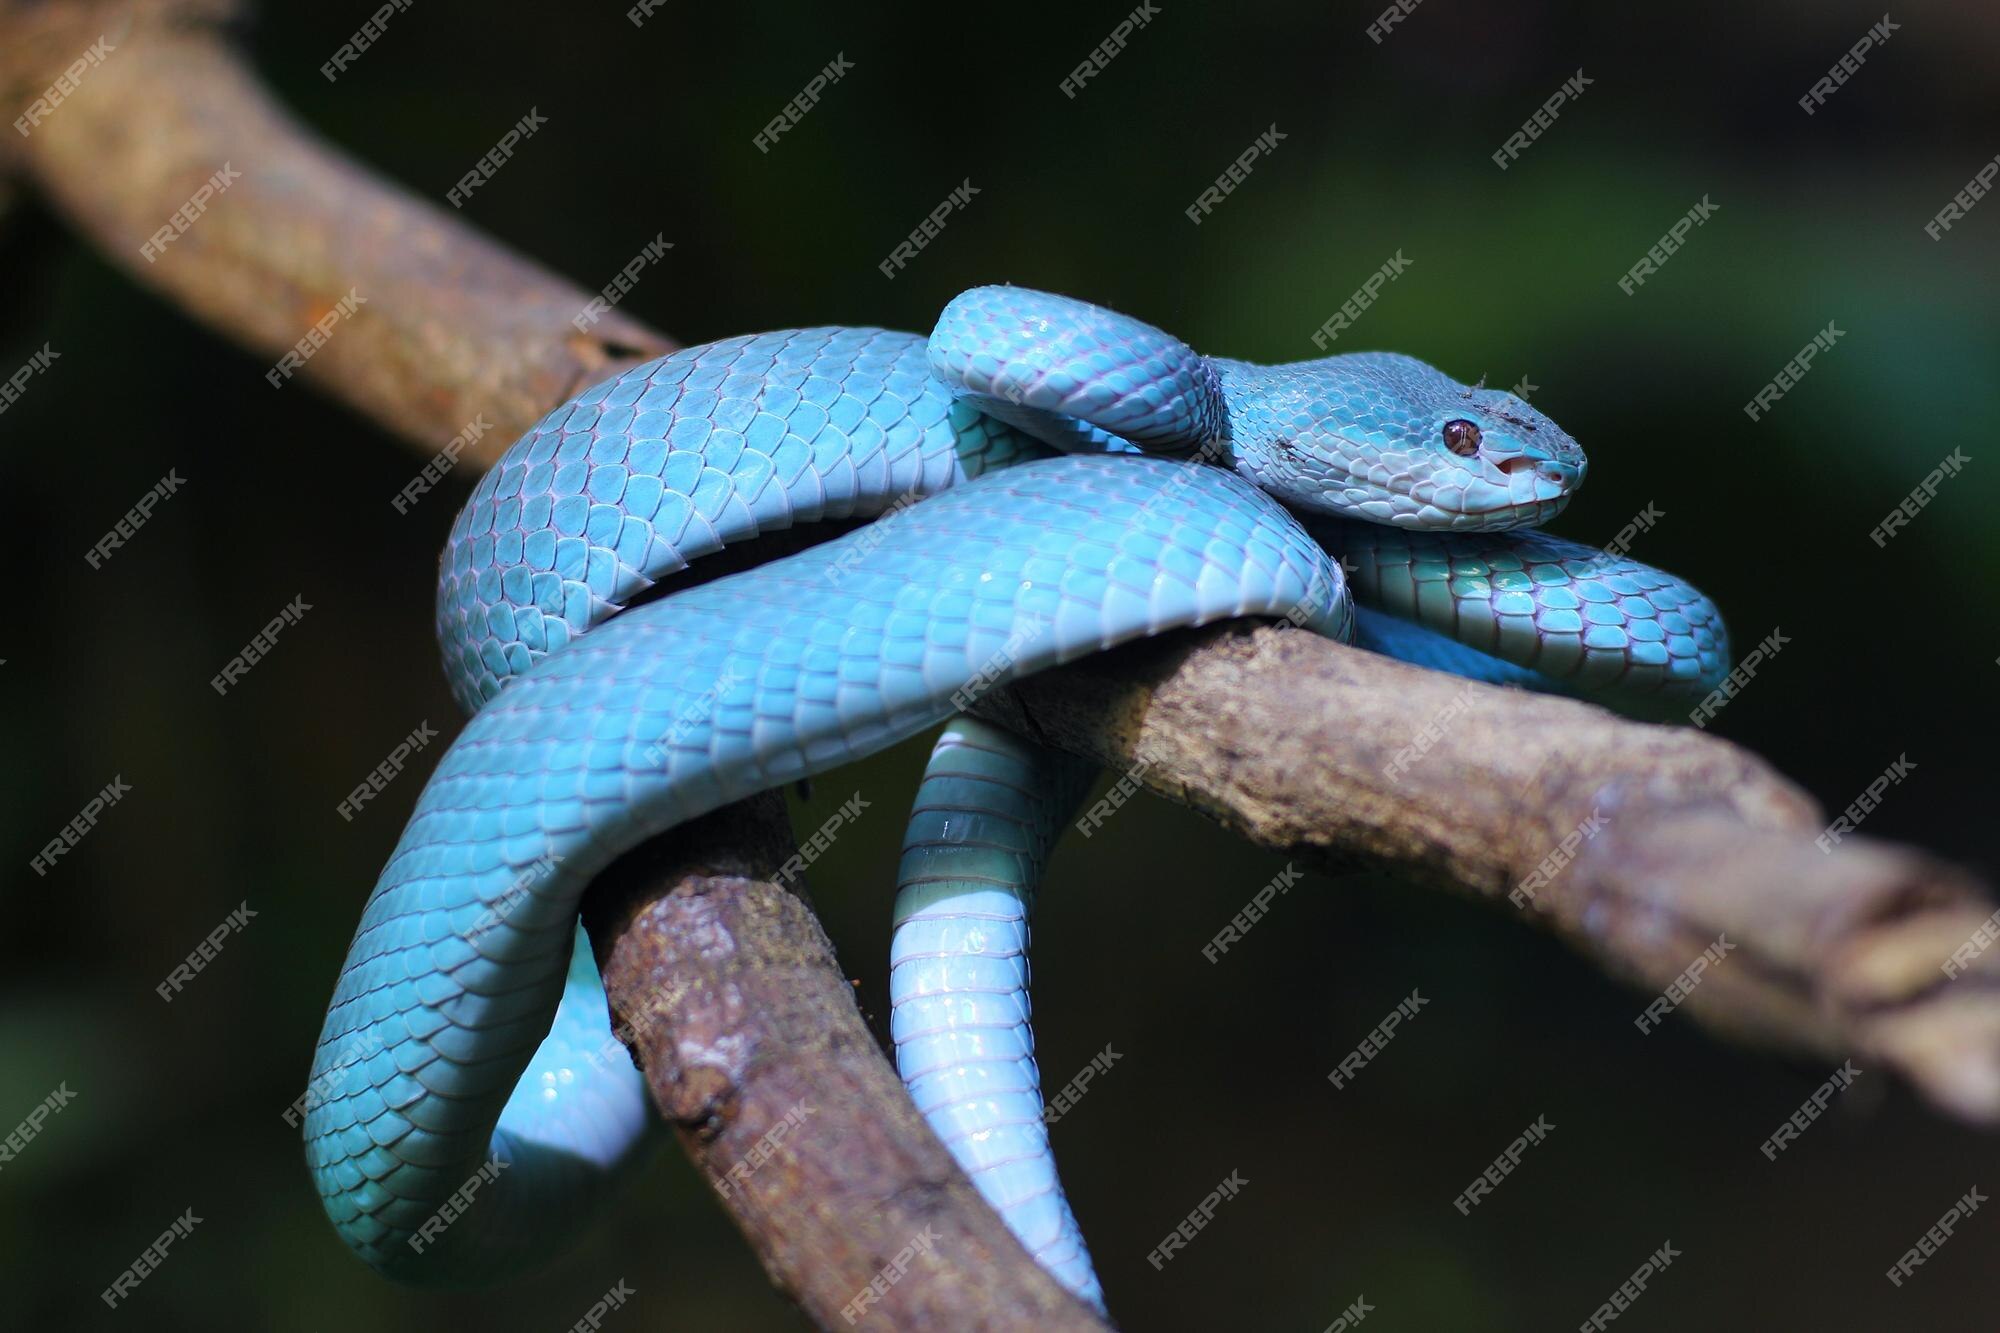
0, 0, 671, 466
977, 625, 2000, 1121
9, 4, 2000, 1330
582, 796, 1104, 1331
1, 3, 1103, 1328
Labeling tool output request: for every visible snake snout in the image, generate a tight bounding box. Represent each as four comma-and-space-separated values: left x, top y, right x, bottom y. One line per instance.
1500, 455, 1581, 489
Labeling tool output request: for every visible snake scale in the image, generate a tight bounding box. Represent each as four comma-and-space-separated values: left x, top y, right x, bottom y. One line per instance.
304, 286, 1727, 1307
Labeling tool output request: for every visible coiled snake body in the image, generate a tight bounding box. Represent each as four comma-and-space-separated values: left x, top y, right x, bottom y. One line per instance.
305, 288, 1727, 1305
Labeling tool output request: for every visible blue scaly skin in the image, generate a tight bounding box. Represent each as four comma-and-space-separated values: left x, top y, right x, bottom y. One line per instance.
890, 718, 1103, 1302
306, 288, 1728, 1302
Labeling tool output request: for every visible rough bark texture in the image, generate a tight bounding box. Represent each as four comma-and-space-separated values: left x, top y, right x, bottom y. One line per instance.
0, 4, 1105, 1328
978, 625, 2000, 1120
10, 3, 2000, 1329
582, 796, 1104, 1331
0, 0, 672, 466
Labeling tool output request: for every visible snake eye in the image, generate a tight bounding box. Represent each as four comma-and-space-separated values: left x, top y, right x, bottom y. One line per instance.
1442, 419, 1482, 457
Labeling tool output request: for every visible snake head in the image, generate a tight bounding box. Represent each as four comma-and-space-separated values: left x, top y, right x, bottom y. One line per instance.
1224, 353, 1586, 531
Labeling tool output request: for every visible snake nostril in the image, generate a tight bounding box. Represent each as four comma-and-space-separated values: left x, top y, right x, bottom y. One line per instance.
1497, 456, 1574, 488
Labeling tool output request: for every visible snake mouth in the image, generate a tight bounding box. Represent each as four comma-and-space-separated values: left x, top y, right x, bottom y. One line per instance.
1362, 489, 1571, 532
1425, 483, 1576, 531
1397, 457, 1579, 530
1457, 496, 1571, 530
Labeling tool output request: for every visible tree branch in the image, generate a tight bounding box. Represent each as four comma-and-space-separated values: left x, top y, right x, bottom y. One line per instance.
12, 8, 2000, 1332
2, 3, 1104, 1327
582, 796, 1105, 1330
976, 624, 2000, 1121
0, 0, 671, 464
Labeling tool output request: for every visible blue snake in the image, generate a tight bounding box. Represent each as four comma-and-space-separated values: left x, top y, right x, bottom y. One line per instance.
304, 287, 1727, 1306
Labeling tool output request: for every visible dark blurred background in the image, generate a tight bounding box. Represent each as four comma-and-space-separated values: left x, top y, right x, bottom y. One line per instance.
3, 1, 1997, 1328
